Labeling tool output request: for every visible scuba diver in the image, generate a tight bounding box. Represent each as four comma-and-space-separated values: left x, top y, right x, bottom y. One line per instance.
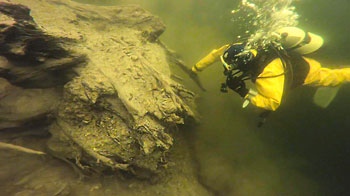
191, 27, 350, 125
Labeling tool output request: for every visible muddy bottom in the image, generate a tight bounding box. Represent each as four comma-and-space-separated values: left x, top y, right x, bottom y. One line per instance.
0, 129, 211, 196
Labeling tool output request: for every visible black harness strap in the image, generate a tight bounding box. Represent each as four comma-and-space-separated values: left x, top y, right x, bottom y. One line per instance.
287, 52, 310, 88
221, 46, 311, 127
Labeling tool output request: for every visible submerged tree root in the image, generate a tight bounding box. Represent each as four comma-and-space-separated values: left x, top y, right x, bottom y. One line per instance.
0, 141, 46, 155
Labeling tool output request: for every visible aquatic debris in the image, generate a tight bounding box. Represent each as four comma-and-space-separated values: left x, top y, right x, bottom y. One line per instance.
0, 0, 196, 178
0, 142, 46, 155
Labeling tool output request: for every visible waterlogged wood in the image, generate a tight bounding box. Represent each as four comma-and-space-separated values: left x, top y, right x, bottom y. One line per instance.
0, 142, 46, 155
1, 0, 196, 177
0, 2, 86, 88
0, 78, 60, 130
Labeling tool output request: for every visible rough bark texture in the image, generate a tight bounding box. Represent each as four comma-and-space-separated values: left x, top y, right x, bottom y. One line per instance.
0, 2, 86, 88
0, 77, 60, 129
0, 0, 196, 177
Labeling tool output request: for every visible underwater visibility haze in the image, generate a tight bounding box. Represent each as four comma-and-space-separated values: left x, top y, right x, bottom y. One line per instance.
115, 0, 350, 195
0, 0, 350, 195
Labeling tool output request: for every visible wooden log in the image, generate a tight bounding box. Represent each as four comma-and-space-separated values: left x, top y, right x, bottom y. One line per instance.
3, 0, 197, 177
0, 2, 86, 88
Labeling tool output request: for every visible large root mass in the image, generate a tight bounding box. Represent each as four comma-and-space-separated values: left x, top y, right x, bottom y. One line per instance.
0, 0, 196, 177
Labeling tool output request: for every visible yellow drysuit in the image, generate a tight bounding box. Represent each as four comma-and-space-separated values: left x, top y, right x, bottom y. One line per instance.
192, 45, 350, 111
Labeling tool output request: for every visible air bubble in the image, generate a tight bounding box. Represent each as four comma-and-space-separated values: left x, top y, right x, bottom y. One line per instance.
232, 0, 299, 50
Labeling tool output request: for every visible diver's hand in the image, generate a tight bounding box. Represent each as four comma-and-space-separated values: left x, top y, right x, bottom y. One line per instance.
226, 76, 249, 97
189, 70, 198, 79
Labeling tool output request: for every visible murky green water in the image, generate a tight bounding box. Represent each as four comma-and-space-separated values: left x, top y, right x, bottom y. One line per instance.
6, 0, 349, 195
107, 0, 350, 195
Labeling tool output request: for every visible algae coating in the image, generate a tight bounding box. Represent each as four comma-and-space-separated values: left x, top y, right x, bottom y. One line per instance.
1, 0, 196, 177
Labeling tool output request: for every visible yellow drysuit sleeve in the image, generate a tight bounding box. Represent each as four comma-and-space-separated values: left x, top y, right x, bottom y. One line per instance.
248, 57, 350, 111
248, 58, 285, 111
192, 44, 230, 72
303, 57, 350, 86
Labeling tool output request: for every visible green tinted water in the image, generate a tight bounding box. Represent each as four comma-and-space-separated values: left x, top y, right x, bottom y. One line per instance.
79, 0, 350, 195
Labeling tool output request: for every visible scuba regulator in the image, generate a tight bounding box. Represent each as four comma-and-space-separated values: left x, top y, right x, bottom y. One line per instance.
220, 44, 255, 97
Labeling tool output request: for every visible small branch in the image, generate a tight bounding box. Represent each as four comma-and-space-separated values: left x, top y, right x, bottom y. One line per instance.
0, 141, 46, 155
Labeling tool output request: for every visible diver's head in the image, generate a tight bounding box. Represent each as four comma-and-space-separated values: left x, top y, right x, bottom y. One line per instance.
221, 43, 257, 72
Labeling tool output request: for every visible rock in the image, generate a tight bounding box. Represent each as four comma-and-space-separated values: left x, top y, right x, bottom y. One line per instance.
2, 0, 197, 177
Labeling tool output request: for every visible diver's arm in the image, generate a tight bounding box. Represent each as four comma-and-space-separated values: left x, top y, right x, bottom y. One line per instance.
303, 57, 350, 86
192, 44, 230, 72
247, 59, 285, 111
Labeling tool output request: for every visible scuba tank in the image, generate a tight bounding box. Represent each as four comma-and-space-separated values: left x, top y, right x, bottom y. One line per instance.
277, 27, 340, 109
276, 27, 324, 55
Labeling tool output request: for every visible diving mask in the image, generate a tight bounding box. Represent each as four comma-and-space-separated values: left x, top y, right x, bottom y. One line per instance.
221, 43, 256, 72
